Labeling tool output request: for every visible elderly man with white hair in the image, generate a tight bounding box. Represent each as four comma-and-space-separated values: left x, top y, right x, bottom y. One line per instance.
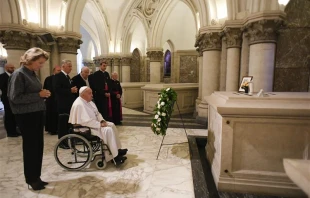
69, 86, 127, 165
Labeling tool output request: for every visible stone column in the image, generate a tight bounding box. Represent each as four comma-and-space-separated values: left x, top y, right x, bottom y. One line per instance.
219, 34, 227, 91
239, 30, 250, 82
106, 58, 112, 75
1, 30, 30, 68
247, 20, 281, 92
57, 37, 82, 77
112, 57, 121, 76
121, 56, 131, 82
146, 49, 163, 83
194, 47, 203, 117
195, 32, 222, 124
225, 28, 242, 91
36, 38, 52, 83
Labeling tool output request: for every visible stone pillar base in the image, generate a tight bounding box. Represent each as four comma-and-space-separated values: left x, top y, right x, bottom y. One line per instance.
196, 100, 209, 126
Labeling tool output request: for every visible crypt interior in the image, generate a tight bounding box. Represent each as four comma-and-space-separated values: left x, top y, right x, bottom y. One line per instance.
0, 0, 309, 197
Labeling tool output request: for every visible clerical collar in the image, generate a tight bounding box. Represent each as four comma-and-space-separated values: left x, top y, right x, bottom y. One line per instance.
80, 73, 88, 80
5, 71, 11, 76
61, 70, 69, 76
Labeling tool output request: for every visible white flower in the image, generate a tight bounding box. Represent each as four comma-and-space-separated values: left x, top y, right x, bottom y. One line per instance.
155, 115, 159, 119
166, 88, 170, 91
167, 98, 169, 101
158, 123, 161, 126
154, 124, 157, 127
157, 111, 161, 115
161, 102, 165, 106
158, 118, 161, 122
156, 128, 160, 131
157, 104, 160, 108
157, 101, 160, 105
162, 113, 166, 116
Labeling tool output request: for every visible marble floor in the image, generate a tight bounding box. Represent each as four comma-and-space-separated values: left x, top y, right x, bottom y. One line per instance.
0, 107, 208, 198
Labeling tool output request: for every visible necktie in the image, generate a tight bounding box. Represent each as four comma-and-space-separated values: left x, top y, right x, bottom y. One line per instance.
66, 75, 71, 83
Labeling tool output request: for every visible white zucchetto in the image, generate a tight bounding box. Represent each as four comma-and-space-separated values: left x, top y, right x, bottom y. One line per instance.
79, 86, 88, 95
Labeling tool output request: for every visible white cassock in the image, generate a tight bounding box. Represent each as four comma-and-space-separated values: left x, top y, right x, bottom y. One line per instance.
68, 97, 122, 162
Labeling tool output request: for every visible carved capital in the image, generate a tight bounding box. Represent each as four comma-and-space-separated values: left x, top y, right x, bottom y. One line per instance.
0, 30, 31, 50
245, 19, 283, 45
121, 57, 132, 65
196, 48, 203, 57
82, 60, 94, 67
34, 36, 52, 52
57, 37, 83, 54
146, 50, 163, 62
93, 57, 101, 67
200, 32, 222, 51
113, 57, 121, 66
224, 28, 242, 48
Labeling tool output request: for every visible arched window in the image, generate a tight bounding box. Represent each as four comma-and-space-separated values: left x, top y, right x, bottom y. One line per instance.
164, 50, 171, 77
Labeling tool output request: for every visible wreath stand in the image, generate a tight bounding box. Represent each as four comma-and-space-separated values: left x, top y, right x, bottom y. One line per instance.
156, 101, 189, 160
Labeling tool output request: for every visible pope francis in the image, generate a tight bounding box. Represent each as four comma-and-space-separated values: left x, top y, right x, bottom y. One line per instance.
68, 86, 127, 165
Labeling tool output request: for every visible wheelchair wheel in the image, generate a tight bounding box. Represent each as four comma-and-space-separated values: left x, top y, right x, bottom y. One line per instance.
54, 134, 93, 171
95, 159, 107, 170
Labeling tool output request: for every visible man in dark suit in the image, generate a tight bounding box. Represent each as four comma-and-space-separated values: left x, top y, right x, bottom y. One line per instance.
71, 66, 90, 98
43, 65, 61, 135
110, 72, 123, 125
90, 60, 112, 121
53, 60, 77, 140
0, 63, 19, 137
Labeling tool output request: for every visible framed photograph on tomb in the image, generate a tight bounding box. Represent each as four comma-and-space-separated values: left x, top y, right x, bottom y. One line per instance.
239, 76, 253, 92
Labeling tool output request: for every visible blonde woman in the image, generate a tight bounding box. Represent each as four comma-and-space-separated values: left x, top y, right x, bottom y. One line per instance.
8, 47, 51, 191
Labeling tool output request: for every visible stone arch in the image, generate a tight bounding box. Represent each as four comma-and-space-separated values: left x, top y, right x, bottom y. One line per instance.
151, 0, 198, 47
65, 0, 87, 32
121, 13, 149, 54
0, 0, 21, 24
80, 0, 110, 55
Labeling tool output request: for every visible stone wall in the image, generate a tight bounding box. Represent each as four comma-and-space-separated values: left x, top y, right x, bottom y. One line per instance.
274, 0, 310, 92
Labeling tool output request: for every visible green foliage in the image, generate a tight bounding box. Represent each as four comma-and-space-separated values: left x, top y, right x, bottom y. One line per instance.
151, 88, 177, 136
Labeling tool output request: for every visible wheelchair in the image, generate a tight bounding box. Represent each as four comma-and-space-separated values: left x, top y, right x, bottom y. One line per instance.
54, 114, 112, 171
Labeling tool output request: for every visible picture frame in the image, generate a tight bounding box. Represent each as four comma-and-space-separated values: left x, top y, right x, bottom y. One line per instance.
239, 76, 253, 92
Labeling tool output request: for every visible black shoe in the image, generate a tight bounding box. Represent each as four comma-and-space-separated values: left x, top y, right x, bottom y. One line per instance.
27, 181, 45, 191
118, 148, 128, 156
37, 178, 48, 186
113, 156, 127, 166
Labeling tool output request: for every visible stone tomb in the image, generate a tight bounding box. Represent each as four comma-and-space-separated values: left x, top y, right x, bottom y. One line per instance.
205, 92, 310, 197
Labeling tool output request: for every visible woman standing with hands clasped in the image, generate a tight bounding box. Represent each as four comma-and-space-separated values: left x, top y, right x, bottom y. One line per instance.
7, 47, 51, 191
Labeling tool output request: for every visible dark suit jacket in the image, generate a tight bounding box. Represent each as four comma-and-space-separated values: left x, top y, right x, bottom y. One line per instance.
71, 74, 86, 98
0, 72, 10, 104
53, 72, 75, 114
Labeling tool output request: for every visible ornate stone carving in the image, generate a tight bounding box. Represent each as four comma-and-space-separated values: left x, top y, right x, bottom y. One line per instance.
0, 30, 30, 50
195, 32, 222, 52
93, 58, 101, 67
121, 57, 132, 65
246, 19, 283, 44
34, 35, 52, 52
113, 57, 121, 66
224, 28, 242, 48
146, 50, 163, 62
136, 0, 160, 27
57, 37, 83, 54
82, 60, 94, 67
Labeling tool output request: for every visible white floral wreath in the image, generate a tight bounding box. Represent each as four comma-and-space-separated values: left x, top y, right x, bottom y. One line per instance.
151, 87, 177, 136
